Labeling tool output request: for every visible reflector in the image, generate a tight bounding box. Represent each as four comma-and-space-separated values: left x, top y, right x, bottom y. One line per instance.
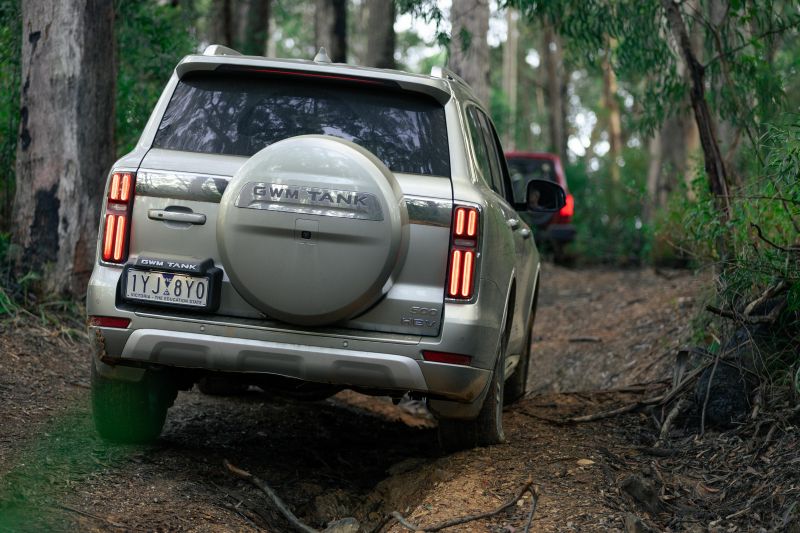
89, 316, 131, 328
422, 350, 472, 365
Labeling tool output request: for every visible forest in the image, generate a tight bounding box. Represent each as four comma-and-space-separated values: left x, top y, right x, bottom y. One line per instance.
0, 0, 798, 531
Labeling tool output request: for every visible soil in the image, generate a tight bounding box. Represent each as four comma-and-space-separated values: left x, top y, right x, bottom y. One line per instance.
0, 265, 792, 532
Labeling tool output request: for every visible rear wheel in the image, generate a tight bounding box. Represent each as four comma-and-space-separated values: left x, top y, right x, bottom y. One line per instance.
504, 296, 537, 404
91, 363, 177, 444
438, 335, 507, 452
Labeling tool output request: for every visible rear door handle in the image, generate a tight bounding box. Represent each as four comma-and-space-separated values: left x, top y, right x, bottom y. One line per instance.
507, 218, 520, 229
148, 209, 206, 225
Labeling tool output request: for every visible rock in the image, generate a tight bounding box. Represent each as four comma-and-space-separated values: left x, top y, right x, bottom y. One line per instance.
311, 490, 354, 526
624, 513, 654, 533
695, 362, 751, 428
619, 474, 663, 515
323, 517, 360, 533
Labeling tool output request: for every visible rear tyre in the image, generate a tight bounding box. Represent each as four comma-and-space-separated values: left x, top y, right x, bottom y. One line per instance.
91, 363, 176, 444
438, 336, 507, 452
504, 298, 537, 404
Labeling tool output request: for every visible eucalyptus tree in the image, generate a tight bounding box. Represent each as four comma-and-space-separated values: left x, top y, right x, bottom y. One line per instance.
14, 0, 115, 296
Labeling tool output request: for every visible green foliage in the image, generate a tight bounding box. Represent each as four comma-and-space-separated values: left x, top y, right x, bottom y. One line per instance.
568, 147, 650, 264
658, 122, 800, 387
115, 0, 198, 155
0, 0, 19, 232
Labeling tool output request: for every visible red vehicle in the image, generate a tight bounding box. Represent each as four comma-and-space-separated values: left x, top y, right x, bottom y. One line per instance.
505, 152, 575, 256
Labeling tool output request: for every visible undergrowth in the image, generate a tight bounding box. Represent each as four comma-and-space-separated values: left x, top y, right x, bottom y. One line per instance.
0, 233, 87, 341
656, 122, 800, 399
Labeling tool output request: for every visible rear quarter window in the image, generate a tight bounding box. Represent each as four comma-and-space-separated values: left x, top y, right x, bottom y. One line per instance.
153, 72, 451, 177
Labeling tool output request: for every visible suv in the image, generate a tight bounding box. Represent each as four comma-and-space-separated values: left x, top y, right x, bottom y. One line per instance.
87, 45, 565, 449
505, 152, 575, 258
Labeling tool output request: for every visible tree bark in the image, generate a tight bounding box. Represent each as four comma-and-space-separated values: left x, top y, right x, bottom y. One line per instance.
448, 0, 490, 106
314, 0, 347, 63
542, 23, 568, 163
502, 8, 519, 149
234, 0, 270, 56
602, 46, 623, 184
208, 0, 233, 46
14, 0, 116, 296
363, 0, 395, 69
661, 0, 730, 219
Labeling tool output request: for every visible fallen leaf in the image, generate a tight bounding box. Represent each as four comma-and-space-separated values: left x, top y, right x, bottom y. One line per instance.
577, 459, 595, 466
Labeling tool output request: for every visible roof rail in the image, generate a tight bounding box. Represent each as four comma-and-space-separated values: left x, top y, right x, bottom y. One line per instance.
203, 44, 242, 57
430, 66, 468, 86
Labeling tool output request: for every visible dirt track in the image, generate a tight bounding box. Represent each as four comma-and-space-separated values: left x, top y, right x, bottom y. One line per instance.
0, 265, 702, 532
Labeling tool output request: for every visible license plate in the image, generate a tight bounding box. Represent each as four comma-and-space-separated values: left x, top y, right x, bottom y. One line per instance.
124, 269, 209, 308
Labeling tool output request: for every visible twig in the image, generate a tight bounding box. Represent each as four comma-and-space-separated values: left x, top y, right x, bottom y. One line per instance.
56, 503, 129, 530
224, 460, 318, 533
566, 396, 663, 423
568, 336, 602, 343
751, 223, 800, 253
700, 351, 721, 437
743, 281, 789, 317
390, 479, 534, 532
658, 399, 690, 444
706, 302, 787, 324
522, 486, 540, 533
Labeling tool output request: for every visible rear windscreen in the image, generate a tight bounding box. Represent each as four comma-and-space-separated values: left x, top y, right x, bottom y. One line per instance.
153, 72, 451, 177
506, 157, 558, 203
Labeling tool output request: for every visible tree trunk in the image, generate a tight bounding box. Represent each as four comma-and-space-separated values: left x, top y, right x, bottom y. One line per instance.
363, 0, 395, 69
314, 0, 347, 63
661, 0, 730, 220
448, 0, 490, 106
208, 0, 233, 46
502, 8, 519, 149
542, 23, 567, 163
234, 0, 270, 56
14, 0, 116, 297
602, 46, 622, 184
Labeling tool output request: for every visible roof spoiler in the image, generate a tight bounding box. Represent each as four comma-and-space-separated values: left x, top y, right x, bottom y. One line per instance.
430, 66, 468, 87
203, 44, 242, 57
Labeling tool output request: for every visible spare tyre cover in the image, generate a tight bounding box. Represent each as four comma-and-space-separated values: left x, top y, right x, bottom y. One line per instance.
218, 135, 409, 326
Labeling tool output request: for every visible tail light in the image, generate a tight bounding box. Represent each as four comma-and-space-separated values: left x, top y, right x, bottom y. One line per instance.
559, 193, 574, 218
101, 171, 136, 263
446, 205, 479, 300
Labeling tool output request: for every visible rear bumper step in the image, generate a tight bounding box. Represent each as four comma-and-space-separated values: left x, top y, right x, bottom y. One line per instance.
99, 328, 489, 403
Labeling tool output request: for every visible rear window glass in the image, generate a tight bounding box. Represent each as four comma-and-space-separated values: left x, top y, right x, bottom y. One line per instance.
153, 72, 451, 177
506, 157, 558, 203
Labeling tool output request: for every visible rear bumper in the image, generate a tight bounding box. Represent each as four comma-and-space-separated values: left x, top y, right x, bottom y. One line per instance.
540, 224, 576, 243
87, 264, 507, 413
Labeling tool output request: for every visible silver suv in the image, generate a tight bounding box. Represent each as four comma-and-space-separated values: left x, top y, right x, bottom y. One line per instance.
87, 45, 565, 449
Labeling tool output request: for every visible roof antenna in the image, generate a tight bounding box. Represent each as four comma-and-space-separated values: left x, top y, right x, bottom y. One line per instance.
314, 47, 332, 63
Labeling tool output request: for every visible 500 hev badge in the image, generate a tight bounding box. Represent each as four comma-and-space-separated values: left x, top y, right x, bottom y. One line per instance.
235, 182, 384, 221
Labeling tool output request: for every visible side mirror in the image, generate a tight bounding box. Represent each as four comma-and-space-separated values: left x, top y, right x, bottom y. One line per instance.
526, 180, 566, 212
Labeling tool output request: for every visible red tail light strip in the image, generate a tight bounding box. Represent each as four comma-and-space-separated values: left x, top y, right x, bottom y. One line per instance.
447, 206, 479, 300
101, 171, 136, 264
560, 193, 574, 218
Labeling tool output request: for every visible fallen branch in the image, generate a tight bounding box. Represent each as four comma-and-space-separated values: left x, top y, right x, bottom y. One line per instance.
224, 460, 318, 533
566, 397, 662, 423
700, 351, 721, 437
390, 479, 535, 532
